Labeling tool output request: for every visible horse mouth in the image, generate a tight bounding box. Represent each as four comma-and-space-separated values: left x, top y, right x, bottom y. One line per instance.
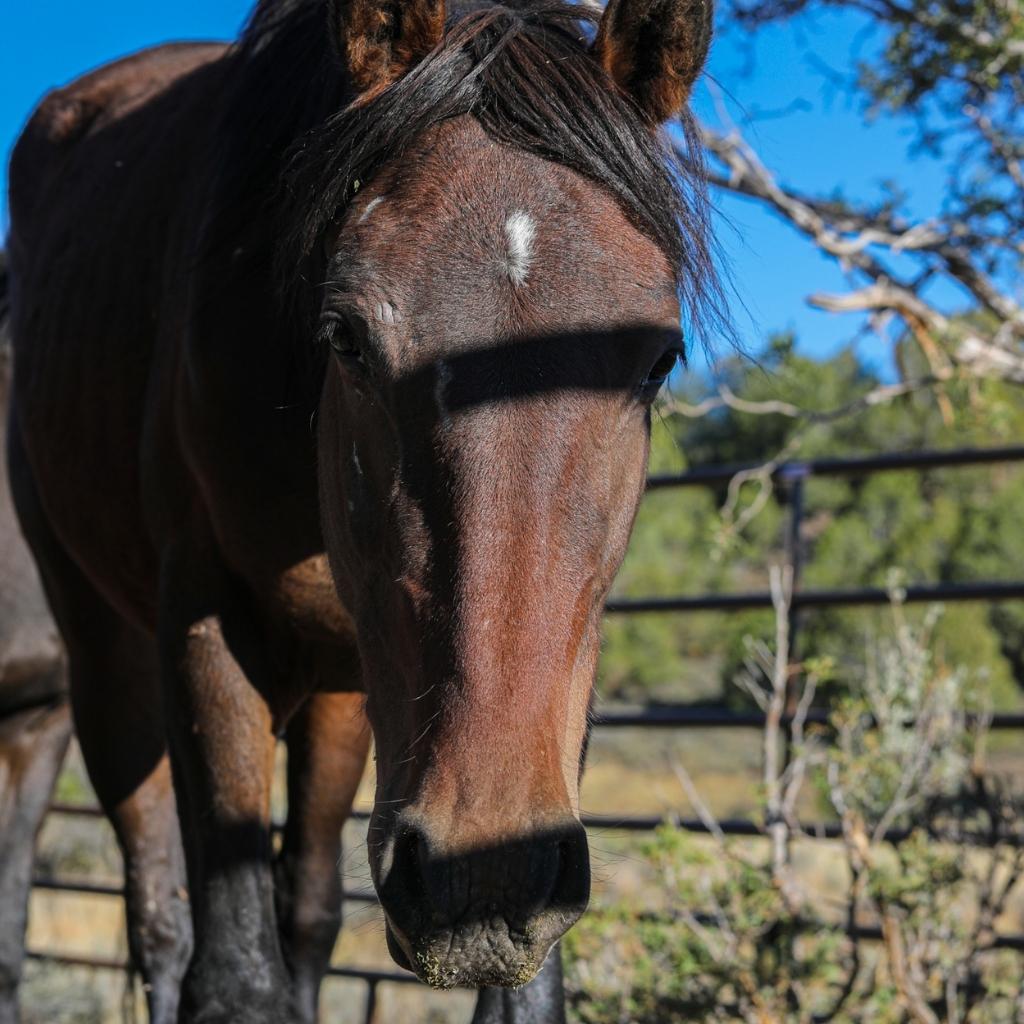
384, 919, 414, 973
384, 916, 546, 990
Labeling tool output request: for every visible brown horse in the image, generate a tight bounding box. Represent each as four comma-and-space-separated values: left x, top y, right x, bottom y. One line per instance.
6, 0, 720, 1020
0, 252, 73, 1024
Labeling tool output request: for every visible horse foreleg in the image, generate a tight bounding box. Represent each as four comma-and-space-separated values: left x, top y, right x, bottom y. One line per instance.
66, 623, 191, 1024
275, 687, 370, 1023
470, 944, 567, 1024
160, 551, 288, 1024
0, 693, 71, 1024
7, 427, 190, 1024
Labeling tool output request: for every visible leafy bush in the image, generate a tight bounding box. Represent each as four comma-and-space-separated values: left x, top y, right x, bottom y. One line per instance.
570, 600, 1024, 1023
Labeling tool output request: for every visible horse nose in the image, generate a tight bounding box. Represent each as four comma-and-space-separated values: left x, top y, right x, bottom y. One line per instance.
377, 816, 590, 988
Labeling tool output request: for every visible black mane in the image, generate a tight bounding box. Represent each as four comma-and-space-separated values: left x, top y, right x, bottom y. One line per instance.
220, 0, 725, 342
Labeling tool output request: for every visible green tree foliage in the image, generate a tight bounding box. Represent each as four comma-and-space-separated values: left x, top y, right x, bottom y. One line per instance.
600, 340, 1024, 710
731, 0, 1023, 286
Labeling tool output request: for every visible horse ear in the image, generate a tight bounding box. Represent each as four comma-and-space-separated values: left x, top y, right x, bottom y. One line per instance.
593, 0, 713, 123
329, 0, 447, 95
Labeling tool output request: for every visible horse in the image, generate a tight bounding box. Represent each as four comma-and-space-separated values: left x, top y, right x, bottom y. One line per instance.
0, 251, 73, 1024
5, 0, 721, 1020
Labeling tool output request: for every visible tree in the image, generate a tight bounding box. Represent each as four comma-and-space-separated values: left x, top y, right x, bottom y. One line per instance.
698, 0, 1023, 389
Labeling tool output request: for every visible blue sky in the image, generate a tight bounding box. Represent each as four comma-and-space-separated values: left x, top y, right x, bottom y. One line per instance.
1, 2, 949, 376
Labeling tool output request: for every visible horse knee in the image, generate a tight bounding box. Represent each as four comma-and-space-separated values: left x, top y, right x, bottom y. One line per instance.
122, 860, 192, 1024
82, 737, 191, 1024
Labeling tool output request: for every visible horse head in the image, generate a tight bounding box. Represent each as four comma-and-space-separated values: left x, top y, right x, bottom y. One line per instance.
303, 0, 718, 988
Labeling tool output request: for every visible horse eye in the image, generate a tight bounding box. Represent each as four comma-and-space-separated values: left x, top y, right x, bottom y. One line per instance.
641, 349, 681, 392
319, 311, 367, 368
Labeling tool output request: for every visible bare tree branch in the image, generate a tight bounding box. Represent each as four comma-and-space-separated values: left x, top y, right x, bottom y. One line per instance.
687, 124, 1024, 387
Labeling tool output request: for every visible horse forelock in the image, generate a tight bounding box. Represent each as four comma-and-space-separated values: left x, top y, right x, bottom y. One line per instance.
226, 0, 727, 347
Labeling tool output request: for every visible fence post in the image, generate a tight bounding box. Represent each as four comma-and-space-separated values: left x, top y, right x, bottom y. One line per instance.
363, 979, 379, 1024
780, 463, 808, 699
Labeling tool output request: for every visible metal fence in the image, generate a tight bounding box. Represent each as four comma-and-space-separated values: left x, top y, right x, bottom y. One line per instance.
27, 444, 1024, 1022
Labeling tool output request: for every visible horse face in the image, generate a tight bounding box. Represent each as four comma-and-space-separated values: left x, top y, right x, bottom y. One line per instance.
312, 0, 713, 989
317, 117, 681, 988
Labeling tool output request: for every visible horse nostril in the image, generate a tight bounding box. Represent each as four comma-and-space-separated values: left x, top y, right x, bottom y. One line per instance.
380, 820, 589, 936
549, 828, 590, 914
380, 824, 427, 918
392, 828, 424, 891
557, 839, 571, 878
557, 835, 573, 892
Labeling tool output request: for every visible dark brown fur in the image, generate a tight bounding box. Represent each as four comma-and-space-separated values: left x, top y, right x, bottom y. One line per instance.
6, 1, 717, 1019
594, 0, 714, 122
331, 0, 448, 92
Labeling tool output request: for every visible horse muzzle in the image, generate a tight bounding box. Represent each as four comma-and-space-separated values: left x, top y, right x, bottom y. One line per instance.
375, 816, 590, 988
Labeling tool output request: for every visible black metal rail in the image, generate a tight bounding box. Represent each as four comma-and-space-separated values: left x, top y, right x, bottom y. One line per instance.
607, 579, 1024, 614
28, 445, 1024, 1021
645, 444, 1024, 489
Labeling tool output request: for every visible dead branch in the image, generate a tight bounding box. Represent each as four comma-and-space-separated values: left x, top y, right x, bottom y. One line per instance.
687, 125, 1024, 391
